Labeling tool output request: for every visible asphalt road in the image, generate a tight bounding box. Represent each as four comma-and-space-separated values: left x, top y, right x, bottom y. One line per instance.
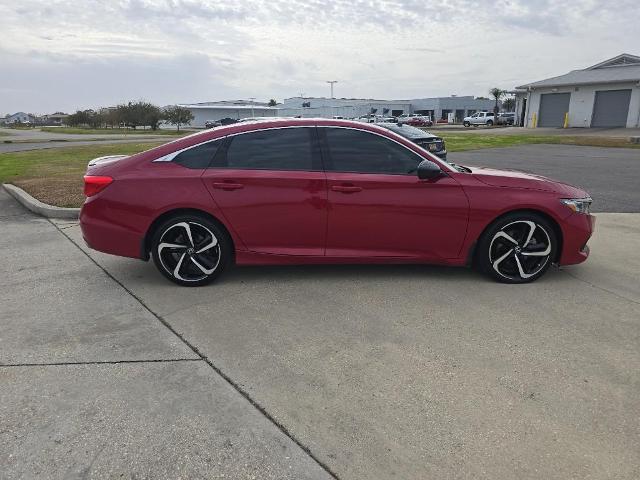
2, 186, 639, 479
450, 144, 640, 212
0, 138, 166, 153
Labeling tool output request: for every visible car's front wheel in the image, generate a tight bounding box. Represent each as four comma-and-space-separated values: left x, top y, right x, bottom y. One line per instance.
463, 121, 470, 127
476, 213, 557, 284
151, 214, 232, 286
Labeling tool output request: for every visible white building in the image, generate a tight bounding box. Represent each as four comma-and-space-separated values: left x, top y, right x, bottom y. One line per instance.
177, 100, 279, 127
178, 96, 497, 126
278, 96, 494, 122
514, 53, 640, 128
279, 97, 411, 119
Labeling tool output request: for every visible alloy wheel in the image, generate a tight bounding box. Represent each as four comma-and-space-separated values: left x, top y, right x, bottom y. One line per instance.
488, 220, 552, 281
157, 221, 221, 282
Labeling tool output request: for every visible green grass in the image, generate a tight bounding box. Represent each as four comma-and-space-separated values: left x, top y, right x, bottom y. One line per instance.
40, 127, 186, 135
439, 133, 640, 152
0, 131, 11, 137
0, 142, 162, 207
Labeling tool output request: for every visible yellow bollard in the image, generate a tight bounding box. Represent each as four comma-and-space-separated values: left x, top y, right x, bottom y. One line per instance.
532, 112, 537, 128
563, 112, 569, 128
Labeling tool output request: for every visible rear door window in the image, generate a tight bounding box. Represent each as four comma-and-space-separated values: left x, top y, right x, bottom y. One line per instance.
223, 127, 315, 171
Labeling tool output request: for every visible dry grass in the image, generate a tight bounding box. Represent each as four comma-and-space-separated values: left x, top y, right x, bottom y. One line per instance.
13, 175, 84, 208
0, 142, 161, 208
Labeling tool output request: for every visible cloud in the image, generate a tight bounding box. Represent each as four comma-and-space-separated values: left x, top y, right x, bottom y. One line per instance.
0, 0, 638, 113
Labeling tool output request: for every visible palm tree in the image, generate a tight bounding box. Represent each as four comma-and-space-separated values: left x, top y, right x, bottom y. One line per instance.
489, 88, 505, 115
502, 97, 515, 111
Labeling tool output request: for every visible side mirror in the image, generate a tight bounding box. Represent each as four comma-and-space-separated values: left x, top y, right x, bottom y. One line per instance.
417, 159, 443, 180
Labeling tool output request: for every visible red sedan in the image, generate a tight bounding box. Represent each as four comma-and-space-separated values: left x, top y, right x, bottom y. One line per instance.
80, 119, 594, 286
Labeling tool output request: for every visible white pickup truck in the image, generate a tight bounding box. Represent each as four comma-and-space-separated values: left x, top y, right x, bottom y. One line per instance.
463, 111, 495, 127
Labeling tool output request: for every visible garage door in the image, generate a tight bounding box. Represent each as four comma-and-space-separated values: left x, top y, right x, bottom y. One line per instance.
538, 93, 571, 127
591, 89, 631, 127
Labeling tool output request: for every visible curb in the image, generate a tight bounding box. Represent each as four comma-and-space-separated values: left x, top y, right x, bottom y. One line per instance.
2, 183, 80, 219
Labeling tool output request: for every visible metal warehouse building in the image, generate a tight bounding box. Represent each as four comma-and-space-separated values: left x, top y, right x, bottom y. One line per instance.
177, 100, 279, 127
178, 96, 495, 127
514, 53, 640, 128
278, 96, 494, 122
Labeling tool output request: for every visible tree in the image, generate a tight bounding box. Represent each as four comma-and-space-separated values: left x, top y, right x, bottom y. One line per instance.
163, 105, 194, 131
489, 88, 506, 114
116, 101, 162, 130
268, 99, 277, 107
502, 97, 515, 111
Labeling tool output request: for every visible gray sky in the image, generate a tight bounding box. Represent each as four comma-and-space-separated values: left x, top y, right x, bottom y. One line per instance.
1, 0, 638, 114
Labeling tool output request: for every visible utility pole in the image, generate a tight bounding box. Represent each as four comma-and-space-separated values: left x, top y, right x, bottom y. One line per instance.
326, 80, 338, 99
249, 97, 255, 118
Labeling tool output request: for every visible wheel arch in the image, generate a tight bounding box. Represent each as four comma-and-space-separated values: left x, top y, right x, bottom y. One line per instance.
468, 208, 564, 266
141, 208, 236, 261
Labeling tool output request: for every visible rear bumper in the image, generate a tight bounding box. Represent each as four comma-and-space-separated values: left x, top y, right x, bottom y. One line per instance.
79, 200, 145, 260
558, 213, 595, 266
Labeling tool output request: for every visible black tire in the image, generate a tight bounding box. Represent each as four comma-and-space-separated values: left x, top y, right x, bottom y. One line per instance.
151, 214, 232, 286
463, 121, 470, 127
476, 212, 557, 284
486, 120, 494, 126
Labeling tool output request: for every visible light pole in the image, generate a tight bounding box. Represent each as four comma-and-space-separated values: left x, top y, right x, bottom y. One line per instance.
326, 80, 338, 99
249, 97, 255, 118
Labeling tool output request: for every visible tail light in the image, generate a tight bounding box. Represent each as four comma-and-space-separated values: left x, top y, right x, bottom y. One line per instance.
84, 175, 113, 197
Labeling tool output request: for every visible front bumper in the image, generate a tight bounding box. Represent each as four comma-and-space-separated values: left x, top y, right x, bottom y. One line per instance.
558, 213, 595, 266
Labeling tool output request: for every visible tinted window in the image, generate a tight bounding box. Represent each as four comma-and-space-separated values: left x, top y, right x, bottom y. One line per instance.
325, 128, 423, 175
172, 140, 220, 169
225, 127, 313, 170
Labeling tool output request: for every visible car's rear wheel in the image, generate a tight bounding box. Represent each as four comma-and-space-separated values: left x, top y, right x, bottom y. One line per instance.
151, 214, 232, 286
463, 121, 470, 127
486, 120, 494, 126
476, 213, 557, 284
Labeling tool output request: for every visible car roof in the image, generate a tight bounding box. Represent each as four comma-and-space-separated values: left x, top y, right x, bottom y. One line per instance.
133, 118, 453, 171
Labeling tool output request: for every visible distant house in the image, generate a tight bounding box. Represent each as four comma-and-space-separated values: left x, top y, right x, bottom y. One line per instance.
514, 53, 640, 128
1, 112, 36, 125
39, 112, 69, 126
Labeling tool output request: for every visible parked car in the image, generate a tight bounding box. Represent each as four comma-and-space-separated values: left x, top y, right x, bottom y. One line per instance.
376, 123, 446, 161
81, 118, 594, 286
406, 116, 433, 127
463, 111, 496, 127
497, 112, 515, 125
204, 120, 221, 128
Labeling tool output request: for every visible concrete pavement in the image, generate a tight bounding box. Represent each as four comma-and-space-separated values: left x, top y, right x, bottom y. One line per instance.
2, 162, 639, 478
0, 189, 333, 479
58, 214, 640, 479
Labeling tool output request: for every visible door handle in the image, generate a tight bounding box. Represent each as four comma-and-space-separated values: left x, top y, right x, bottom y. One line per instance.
331, 185, 362, 193
212, 182, 244, 191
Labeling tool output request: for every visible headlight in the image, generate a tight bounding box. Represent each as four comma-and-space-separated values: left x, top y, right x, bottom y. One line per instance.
560, 197, 592, 214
